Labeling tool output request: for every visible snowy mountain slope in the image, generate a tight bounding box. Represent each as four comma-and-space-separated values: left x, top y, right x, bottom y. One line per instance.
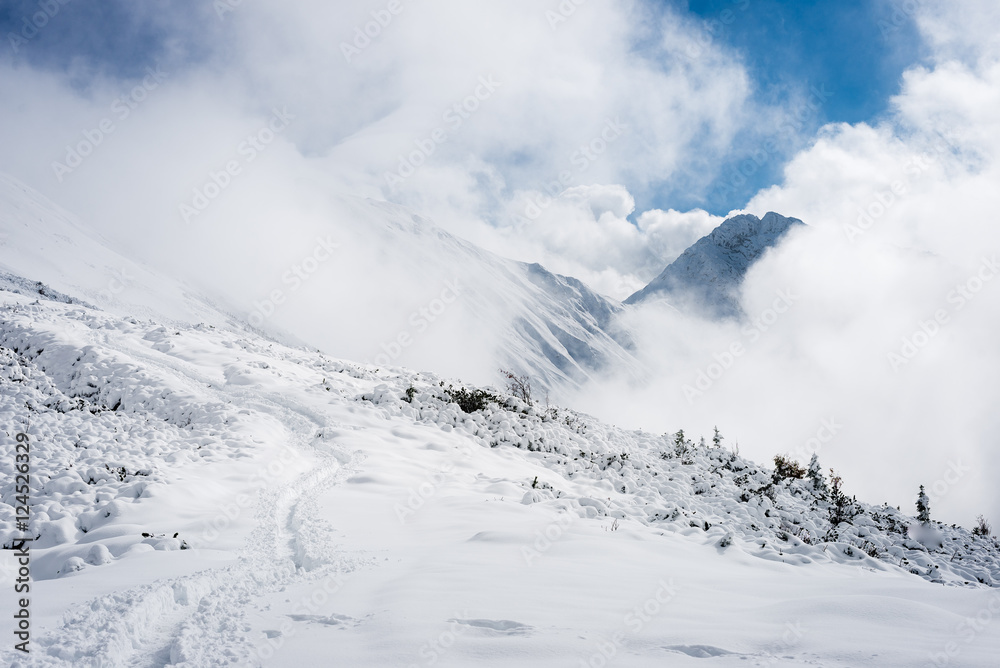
625, 212, 805, 318
0, 174, 235, 328
311, 197, 641, 393
2, 281, 999, 667
0, 175, 639, 396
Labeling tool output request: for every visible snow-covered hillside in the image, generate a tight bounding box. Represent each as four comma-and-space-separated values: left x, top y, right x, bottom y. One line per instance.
0, 174, 638, 396
0, 174, 233, 328
626, 212, 804, 318
2, 281, 999, 667
322, 198, 641, 392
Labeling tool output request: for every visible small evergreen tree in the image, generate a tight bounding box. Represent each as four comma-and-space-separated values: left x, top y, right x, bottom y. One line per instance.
827, 470, 858, 528
972, 515, 992, 537
916, 485, 931, 524
712, 426, 723, 448
673, 429, 691, 459
807, 454, 828, 498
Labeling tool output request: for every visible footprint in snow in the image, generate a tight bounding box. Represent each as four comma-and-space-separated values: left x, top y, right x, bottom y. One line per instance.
662, 644, 741, 658
448, 618, 533, 636
287, 612, 360, 628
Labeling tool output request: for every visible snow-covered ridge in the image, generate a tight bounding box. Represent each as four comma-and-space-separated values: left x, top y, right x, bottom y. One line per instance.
360, 378, 1000, 589
626, 211, 805, 317
3, 283, 997, 592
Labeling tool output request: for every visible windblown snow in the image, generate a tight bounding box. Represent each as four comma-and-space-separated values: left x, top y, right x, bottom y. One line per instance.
2, 285, 999, 667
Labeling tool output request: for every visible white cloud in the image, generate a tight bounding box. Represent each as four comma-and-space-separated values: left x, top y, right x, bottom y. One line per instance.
636, 208, 722, 265
567, 0, 1000, 527
419, 183, 724, 301
0, 0, 766, 302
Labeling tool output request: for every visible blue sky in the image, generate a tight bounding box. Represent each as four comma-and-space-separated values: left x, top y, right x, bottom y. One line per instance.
650, 0, 928, 214
1, 0, 216, 83
2, 0, 928, 217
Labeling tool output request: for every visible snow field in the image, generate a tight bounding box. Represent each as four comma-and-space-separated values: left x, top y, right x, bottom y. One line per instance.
1, 290, 999, 666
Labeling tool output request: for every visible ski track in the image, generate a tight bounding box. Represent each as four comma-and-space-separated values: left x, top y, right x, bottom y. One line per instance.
7, 321, 368, 668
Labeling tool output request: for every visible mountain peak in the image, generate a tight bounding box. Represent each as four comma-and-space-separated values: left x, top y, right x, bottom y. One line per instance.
624, 211, 804, 317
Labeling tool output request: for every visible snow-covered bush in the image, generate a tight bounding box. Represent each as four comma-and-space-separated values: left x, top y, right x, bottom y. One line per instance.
772, 455, 806, 484
916, 485, 931, 524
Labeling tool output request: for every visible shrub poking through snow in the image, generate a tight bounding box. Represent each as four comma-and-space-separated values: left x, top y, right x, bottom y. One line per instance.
772, 455, 806, 484
444, 385, 501, 413
499, 368, 533, 406
973, 515, 993, 537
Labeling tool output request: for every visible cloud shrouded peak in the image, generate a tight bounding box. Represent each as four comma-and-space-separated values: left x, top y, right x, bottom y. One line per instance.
625, 211, 804, 316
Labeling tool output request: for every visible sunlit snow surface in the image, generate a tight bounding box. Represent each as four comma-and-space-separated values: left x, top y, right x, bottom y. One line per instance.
2, 291, 999, 667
